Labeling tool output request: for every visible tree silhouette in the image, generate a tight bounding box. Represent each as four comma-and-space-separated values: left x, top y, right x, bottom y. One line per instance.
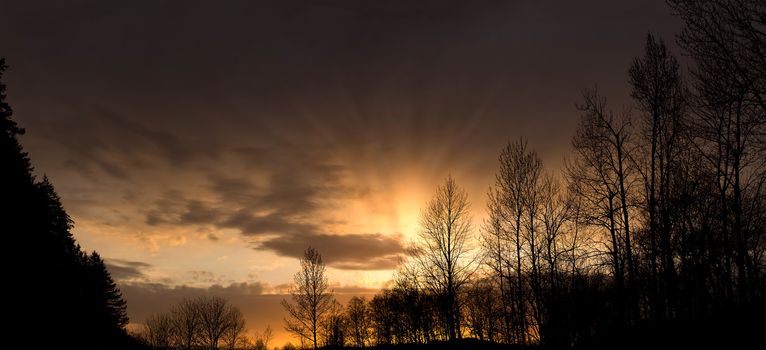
253, 325, 274, 350
171, 298, 203, 350
84, 251, 130, 331
281, 246, 333, 349
628, 33, 687, 321
463, 277, 500, 342
409, 175, 476, 342
320, 298, 346, 347
668, 0, 766, 114
486, 138, 544, 343
144, 313, 174, 350
368, 291, 394, 345
221, 300, 246, 350
141, 296, 246, 350
1, 58, 130, 349
665, 1, 765, 324
197, 296, 243, 350
346, 296, 371, 347
567, 90, 639, 326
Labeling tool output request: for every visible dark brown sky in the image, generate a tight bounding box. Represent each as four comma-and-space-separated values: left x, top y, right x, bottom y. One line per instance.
0, 0, 681, 342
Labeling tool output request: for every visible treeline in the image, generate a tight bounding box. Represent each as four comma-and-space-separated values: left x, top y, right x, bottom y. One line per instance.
385, 1, 766, 347
139, 296, 252, 350
1, 57, 131, 348
278, 1, 766, 349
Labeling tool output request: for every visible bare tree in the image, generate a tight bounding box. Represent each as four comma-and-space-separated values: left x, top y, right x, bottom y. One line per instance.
222, 306, 246, 350
668, 0, 766, 114
281, 246, 333, 349
236, 335, 253, 350
320, 298, 346, 347
197, 296, 243, 350
669, 0, 766, 305
482, 193, 513, 343
171, 298, 202, 350
486, 138, 544, 344
629, 33, 687, 320
539, 174, 571, 288
464, 277, 500, 342
368, 291, 394, 345
392, 265, 439, 344
521, 148, 544, 338
253, 325, 274, 350
410, 175, 476, 341
567, 89, 639, 323
537, 174, 574, 344
346, 296, 370, 347
144, 313, 174, 350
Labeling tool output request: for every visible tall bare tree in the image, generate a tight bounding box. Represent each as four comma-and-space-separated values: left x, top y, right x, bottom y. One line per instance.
629, 33, 687, 320
539, 174, 570, 289
171, 298, 202, 350
669, 0, 766, 305
282, 246, 333, 349
222, 307, 246, 350
486, 138, 544, 343
481, 203, 513, 343
197, 296, 243, 350
567, 90, 639, 323
411, 175, 475, 341
144, 313, 174, 350
668, 0, 766, 114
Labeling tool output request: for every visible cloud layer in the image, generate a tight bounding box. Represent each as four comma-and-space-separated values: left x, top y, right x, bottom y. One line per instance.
1, 0, 680, 296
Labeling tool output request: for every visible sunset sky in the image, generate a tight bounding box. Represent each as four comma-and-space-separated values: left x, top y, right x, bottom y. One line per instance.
1, 0, 679, 344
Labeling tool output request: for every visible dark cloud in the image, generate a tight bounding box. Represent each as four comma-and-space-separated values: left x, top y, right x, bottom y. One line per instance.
259, 232, 406, 270
145, 191, 199, 226
208, 175, 260, 206
144, 188, 408, 269
178, 200, 222, 225
27, 105, 219, 184
106, 259, 152, 281
2, 0, 681, 180
219, 210, 315, 236
140, 164, 407, 269
120, 281, 269, 325
137, 145, 408, 269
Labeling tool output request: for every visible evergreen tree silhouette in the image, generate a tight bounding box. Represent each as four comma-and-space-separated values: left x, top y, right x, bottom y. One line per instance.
84, 251, 129, 330
1, 58, 133, 349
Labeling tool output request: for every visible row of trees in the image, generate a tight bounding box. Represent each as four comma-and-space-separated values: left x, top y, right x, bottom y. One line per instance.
1, 58, 131, 348
401, 0, 765, 346
141, 296, 249, 350
281, 245, 461, 348
279, 0, 765, 347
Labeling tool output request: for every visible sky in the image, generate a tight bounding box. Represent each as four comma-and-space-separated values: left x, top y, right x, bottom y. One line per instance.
0, 0, 680, 345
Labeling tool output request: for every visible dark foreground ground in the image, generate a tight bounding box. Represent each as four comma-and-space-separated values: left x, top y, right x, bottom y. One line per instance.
321, 340, 535, 350
318, 314, 765, 350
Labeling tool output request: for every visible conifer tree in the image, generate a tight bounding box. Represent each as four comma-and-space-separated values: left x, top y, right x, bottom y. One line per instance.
0, 58, 130, 348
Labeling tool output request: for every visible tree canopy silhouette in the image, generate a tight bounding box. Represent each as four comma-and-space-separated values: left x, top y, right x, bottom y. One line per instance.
282, 246, 334, 350
407, 175, 476, 342
1, 58, 130, 349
